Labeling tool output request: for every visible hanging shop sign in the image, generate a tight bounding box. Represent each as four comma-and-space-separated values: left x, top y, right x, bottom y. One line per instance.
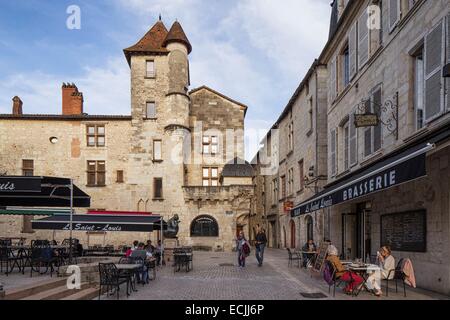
354, 113, 379, 128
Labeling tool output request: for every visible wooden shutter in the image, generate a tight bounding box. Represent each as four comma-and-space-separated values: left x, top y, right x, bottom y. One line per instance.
447, 15, 450, 111
388, 0, 400, 32
330, 57, 337, 102
349, 22, 358, 80
349, 110, 358, 166
330, 129, 337, 176
363, 99, 372, 157
372, 87, 382, 152
358, 10, 369, 69
424, 21, 444, 121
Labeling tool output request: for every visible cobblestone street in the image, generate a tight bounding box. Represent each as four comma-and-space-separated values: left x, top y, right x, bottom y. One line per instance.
100, 249, 449, 300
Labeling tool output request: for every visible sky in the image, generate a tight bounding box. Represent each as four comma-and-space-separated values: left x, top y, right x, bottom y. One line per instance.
0, 0, 332, 160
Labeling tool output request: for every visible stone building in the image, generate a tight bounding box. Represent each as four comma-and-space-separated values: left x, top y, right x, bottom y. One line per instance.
251, 60, 329, 249
0, 19, 253, 252
294, 0, 450, 295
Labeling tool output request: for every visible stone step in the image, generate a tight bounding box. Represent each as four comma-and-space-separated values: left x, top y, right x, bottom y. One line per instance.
61, 286, 99, 300
5, 277, 68, 300
21, 283, 92, 300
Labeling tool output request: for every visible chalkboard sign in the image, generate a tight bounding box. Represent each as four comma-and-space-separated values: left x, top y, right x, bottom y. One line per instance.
313, 242, 330, 272
381, 210, 426, 252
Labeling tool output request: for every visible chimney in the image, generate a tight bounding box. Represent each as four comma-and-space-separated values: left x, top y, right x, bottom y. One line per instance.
12, 96, 23, 115
62, 83, 84, 115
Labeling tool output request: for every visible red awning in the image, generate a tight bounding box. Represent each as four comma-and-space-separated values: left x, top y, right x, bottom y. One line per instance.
87, 210, 154, 216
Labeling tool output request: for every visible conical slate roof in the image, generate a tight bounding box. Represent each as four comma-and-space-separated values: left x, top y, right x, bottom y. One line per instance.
123, 20, 169, 64
163, 21, 192, 54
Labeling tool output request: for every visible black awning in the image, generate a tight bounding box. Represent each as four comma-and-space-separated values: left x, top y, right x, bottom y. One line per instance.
0, 177, 90, 208
292, 143, 433, 217
32, 214, 167, 232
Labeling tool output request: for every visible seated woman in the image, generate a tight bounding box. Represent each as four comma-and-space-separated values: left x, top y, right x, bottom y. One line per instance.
366, 246, 395, 296
326, 245, 364, 295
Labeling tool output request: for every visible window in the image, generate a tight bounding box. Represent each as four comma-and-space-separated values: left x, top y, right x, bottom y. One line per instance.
330, 56, 337, 101
308, 98, 313, 133
414, 48, 425, 130
288, 122, 294, 152
330, 129, 337, 176
364, 86, 383, 158
153, 178, 163, 199
424, 21, 445, 122
146, 102, 156, 119
22, 160, 34, 176
153, 140, 162, 161
281, 176, 286, 200
116, 170, 124, 183
190, 215, 219, 237
87, 125, 105, 147
202, 167, 219, 187
146, 60, 155, 78
87, 161, 106, 187
299, 160, 305, 191
202, 136, 219, 155
358, 9, 369, 69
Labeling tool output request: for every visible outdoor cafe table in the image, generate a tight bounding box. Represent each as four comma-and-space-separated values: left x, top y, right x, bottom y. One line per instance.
297, 251, 317, 267
115, 264, 141, 296
346, 263, 381, 297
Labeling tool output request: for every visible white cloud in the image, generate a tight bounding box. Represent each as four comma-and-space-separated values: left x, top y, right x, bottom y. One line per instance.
0, 57, 130, 115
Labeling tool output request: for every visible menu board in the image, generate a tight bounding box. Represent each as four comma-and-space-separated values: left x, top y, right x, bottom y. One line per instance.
313, 242, 330, 272
381, 210, 426, 252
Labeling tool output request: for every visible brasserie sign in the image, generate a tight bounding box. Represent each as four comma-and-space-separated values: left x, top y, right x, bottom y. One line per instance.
0, 177, 41, 193
291, 153, 426, 217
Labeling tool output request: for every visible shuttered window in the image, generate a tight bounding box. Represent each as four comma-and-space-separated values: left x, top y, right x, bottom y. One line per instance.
349, 22, 358, 80
425, 21, 444, 122
358, 10, 369, 69
349, 111, 358, 166
330, 129, 337, 176
388, 0, 400, 32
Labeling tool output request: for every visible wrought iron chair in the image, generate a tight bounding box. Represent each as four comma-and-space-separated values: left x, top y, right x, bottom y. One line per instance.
286, 248, 301, 268
325, 260, 345, 297
98, 263, 129, 300
30, 244, 58, 277
385, 258, 408, 297
0, 240, 22, 276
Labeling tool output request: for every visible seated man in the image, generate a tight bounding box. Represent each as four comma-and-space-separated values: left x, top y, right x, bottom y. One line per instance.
301, 239, 317, 268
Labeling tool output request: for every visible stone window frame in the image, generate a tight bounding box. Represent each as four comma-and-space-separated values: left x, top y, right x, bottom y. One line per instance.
153, 139, 163, 162
202, 135, 219, 155
145, 60, 156, 79
153, 177, 164, 200
145, 101, 157, 120
116, 170, 124, 183
87, 160, 106, 187
22, 159, 34, 176
86, 124, 106, 147
202, 167, 219, 187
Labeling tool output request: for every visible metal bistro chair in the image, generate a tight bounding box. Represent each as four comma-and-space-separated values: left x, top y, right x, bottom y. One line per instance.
0, 240, 22, 276
30, 244, 58, 277
286, 248, 301, 268
385, 258, 408, 297
325, 260, 345, 297
98, 263, 129, 300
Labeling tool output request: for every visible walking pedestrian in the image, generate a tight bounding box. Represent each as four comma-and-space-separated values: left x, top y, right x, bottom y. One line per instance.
236, 230, 250, 268
255, 226, 267, 267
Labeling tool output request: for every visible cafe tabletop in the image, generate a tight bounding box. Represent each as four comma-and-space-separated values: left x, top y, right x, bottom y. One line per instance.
346, 264, 380, 272
115, 264, 142, 270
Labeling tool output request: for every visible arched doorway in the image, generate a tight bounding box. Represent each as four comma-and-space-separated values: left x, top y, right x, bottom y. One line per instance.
306, 215, 314, 241
190, 215, 219, 237
290, 220, 296, 249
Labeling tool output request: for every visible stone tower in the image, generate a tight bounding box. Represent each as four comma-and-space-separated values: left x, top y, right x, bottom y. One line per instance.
123, 18, 192, 230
